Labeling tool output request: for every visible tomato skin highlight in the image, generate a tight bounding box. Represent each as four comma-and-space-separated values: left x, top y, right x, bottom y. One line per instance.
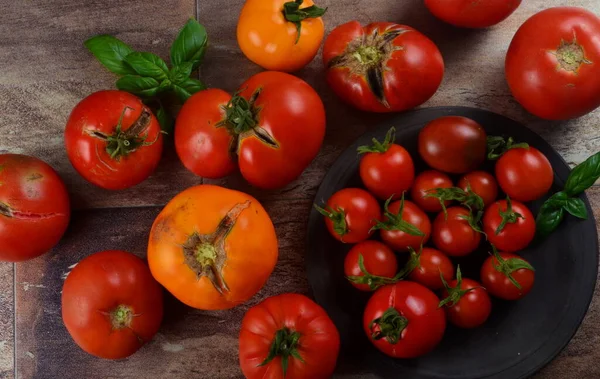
359, 144, 415, 201
432, 207, 481, 257
344, 240, 398, 291
410, 170, 453, 213
380, 200, 431, 253
457, 171, 498, 208
442, 278, 492, 329
495, 147, 553, 202
483, 199, 535, 253
408, 247, 454, 291
425, 0, 522, 28
481, 252, 535, 300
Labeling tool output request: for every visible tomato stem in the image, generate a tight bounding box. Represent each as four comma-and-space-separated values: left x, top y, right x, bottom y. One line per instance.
357, 127, 395, 154
490, 245, 535, 291
370, 307, 408, 344
258, 327, 305, 377
314, 204, 348, 238
346, 253, 396, 290
486, 136, 529, 160
495, 196, 523, 235
282, 0, 327, 44
438, 265, 480, 308
555, 40, 592, 72
110, 304, 134, 330
371, 194, 424, 237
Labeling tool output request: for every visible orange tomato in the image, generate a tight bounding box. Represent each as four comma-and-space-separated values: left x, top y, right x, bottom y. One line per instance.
147, 185, 278, 310
237, 0, 326, 72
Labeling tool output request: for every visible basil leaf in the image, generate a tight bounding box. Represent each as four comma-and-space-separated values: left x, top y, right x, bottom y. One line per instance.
155, 105, 173, 134
565, 151, 600, 196
84, 35, 136, 75
169, 62, 194, 84
536, 207, 565, 238
116, 75, 160, 97
170, 19, 208, 71
124, 52, 168, 80
172, 77, 206, 102
564, 197, 588, 219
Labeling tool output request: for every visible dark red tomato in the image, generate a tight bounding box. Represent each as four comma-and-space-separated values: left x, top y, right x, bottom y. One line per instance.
496, 147, 553, 202
457, 171, 498, 208
483, 198, 535, 253
65, 90, 163, 190
419, 116, 487, 174
363, 281, 446, 358
506, 7, 600, 120
481, 251, 535, 300
425, 0, 521, 28
0, 154, 70, 262
323, 21, 444, 113
408, 247, 454, 290
440, 268, 491, 329
432, 207, 481, 257
315, 188, 381, 243
376, 198, 431, 252
358, 128, 415, 200
410, 170, 453, 213
344, 240, 398, 291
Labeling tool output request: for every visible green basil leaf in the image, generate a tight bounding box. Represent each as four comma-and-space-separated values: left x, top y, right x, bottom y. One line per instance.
84, 35, 136, 75
116, 75, 160, 97
536, 206, 565, 238
124, 52, 168, 80
170, 19, 208, 70
178, 77, 206, 94
564, 197, 588, 219
169, 62, 194, 84
565, 151, 600, 196
155, 105, 173, 134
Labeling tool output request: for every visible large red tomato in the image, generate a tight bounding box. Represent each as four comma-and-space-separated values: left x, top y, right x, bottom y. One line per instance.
176, 71, 325, 189
483, 198, 535, 253
425, 0, 522, 28
239, 293, 340, 379
0, 154, 70, 262
375, 197, 431, 252
62, 250, 163, 359
65, 90, 163, 190
506, 7, 600, 120
323, 21, 444, 112
495, 147, 553, 202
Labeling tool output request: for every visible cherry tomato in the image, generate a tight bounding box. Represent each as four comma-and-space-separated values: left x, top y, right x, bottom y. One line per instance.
363, 282, 446, 358
375, 197, 431, 252
432, 207, 481, 257
457, 171, 498, 208
419, 116, 487, 174
424, 0, 521, 28
65, 90, 163, 190
344, 240, 398, 292
410, 170, 453, 213
316, 188, 381, 243
440, 267, 491, 329
506, 7, 600, 120
496, 147, 553, 202
481, 250, 535, 300
483, 198, 535, 253
323, 21, 444, 112
407, 247, 454, 291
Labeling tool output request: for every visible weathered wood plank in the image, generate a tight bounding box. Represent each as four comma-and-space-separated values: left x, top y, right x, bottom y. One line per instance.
0, 262, 14, 379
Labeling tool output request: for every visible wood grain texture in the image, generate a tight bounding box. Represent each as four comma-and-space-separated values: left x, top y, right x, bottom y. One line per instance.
0, 262, 13, 379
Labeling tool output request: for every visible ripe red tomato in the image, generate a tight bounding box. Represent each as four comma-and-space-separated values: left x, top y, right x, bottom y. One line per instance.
239, 293, 340, 379
408, 247, 454, 290
457, 171, 498, 208
410, 170, 453, 213
62, 250, 163, 359
432, 207, 481, 257
375, 197, 431, 252
506, 7, 600, 120
424, 0, 522, 28
440, 267, 492, 329
358, 128, 415, 200
364, 282, 446, 358
316, 188, 381, 243
323, 21, 444, 112
65, 90, 163, 190
496, 147, 553, 202
176, 71, 325, 189
344, 240, 398, 291
419, 116, 487, 174
483, 198, 535, 253
481, 250, 535, 300
0, 154, 70, 262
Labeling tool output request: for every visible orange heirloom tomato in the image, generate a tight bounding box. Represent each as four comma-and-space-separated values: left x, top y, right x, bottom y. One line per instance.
148, 185, 278, 310
237, 0, 326, 72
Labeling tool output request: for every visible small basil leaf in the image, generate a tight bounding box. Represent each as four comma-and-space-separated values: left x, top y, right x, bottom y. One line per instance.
536, 207, 565, 238
169, 62, 194, 84
177, 77, 206, 95
116, 75, 160, 97
170, 19, 208, 70
124, 52, 168, 80
565, 151, 600, 196
564, 197, 588, 219
155, 105, 173, 134
84, 35, 136, 75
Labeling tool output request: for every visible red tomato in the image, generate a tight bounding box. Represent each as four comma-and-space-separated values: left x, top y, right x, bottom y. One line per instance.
0, 154, 70, 262
62, 250, 163, 359
483, 198, 535, 253
358, 127, 415, 200
323, 21, 444, 112
408, 247, 454, 290
344, 240, 398, 291
481, 250, 535, 300
457, 171, 498, 208
418, 116, 487, 174
65, 90, 163, 190
363, 282, 446, 358
440, 267, 492, 329
176, 71, 325, 189
505, 7, 600, 120
375, 197, 431, 252
410, 170, 453, 213
315, 188, 381, 243
495, 147, 553, 202
425, 0, 522, 28
432, 207, 481, 257
239, 293, 340, 379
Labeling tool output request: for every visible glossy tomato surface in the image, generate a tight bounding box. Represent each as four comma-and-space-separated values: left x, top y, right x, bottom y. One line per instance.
345, 240, 398, 291
458, 171, 498, 208
483, 199, 535, 253
432, 207, 481, 257
496, 147, 553, 202
410, 170, 453, 213
481, 252, 535, 301
408, 247, 454, 290
441, 277, 492, 329
379, 199, 431, 252
359, 143, 415, 201
425, 0, 522, 28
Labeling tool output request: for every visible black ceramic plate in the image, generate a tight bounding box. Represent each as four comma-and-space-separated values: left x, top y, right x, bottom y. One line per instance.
306, 106, 598, 379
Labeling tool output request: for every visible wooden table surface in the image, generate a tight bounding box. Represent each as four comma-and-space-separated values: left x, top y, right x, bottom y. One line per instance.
2, 0, 600, 378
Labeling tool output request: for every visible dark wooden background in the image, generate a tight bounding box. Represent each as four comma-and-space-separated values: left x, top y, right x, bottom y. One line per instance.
1, 0, 600, 378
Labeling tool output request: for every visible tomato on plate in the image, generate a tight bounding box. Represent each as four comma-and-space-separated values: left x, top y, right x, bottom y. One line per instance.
323, 21, 444, 112
483, 197, 535, 253
176, 71, 325, 189
419, 116, 487, 174
373, 196, 431, 252
432, 206, 481, 257
481, 249, 535, 300
0, 154, 70, 262
410, 170, 453, 213
457, 171, 498, 208
496, 146, 553, 202
62, 250, 163, 359
65, 90, 163, 190
148, 185, 278, 310
407, 246, 454, 291
237, 0, 326, 72
364, 281, 446, 358
239, 293, 340, 379
505, 7, 600, 120
424, 0, 522, 28
345, 240, 398, 291
358, 127, 415, 200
